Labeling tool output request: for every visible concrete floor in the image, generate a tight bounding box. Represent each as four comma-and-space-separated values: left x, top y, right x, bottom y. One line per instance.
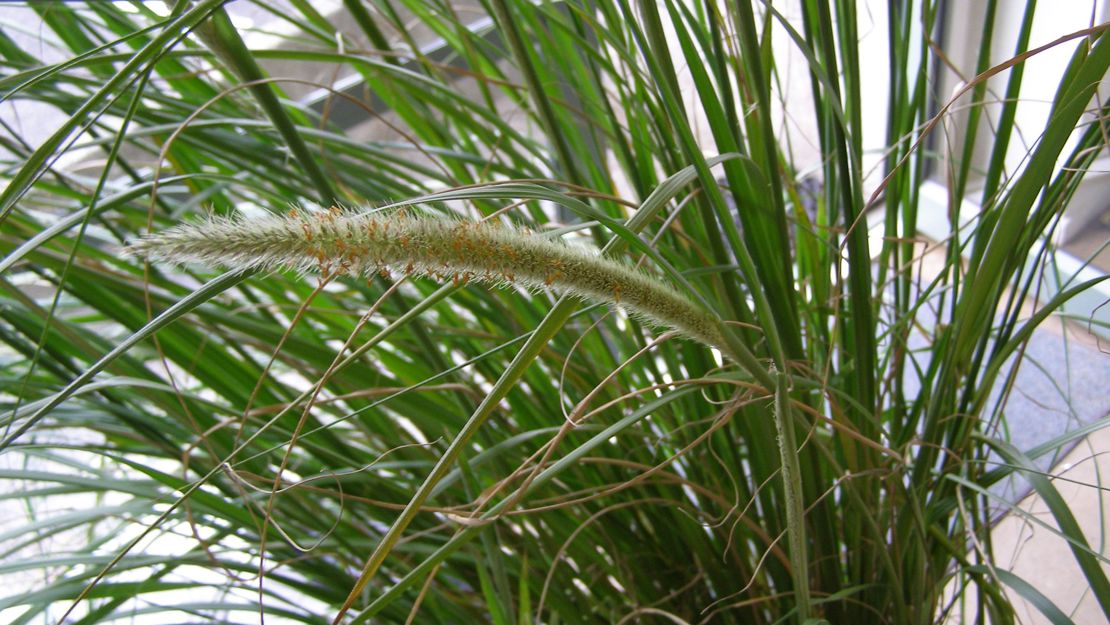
986, 424, 1110, 624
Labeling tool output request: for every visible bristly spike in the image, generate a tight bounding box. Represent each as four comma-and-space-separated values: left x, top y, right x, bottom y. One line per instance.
125, 210, 732, 357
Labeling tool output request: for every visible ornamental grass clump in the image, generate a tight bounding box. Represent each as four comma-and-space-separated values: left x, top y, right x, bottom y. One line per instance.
3, 1, 1110, 624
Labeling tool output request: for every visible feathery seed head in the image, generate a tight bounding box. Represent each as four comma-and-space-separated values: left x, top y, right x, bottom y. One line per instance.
126, 209, 730, 356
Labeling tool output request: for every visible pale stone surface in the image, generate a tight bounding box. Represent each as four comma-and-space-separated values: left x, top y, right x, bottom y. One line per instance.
988, 424, 1110, 624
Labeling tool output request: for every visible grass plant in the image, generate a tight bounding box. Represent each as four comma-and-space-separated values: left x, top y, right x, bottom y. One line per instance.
1, 1, 1109, 624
